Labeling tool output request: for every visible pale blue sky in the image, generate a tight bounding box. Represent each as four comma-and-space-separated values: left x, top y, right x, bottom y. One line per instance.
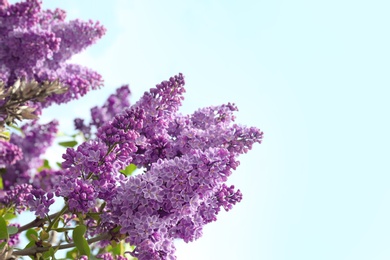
12, 0, 390, 259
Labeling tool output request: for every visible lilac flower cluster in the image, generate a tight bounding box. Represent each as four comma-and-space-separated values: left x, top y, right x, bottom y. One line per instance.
0, 0, 105, 110
0, 183, 32, 213
0, 182, 55, 218
2, 120, 58, 190
57, 73, 262, 259
0, 139, 22, 167
57, 178, 96, 214
75, 85, 131, 139
26, 188, 54, 218
104, 148, 239, 259
0, 2, 263, 258
32, 168, 62, 192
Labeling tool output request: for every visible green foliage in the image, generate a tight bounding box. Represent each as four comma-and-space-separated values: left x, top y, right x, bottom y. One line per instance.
0, 241, 7, 250
26, 228, 39, 242
37, 159, 51, 172
0, 131, 10, 140
40, 230, 50, 240
43, 247, 57, 260
58, 140, 78, 148
0, 216, 8, 240
7, 225, 18, 235
120, 163, 137, 176
66, 247, 78, 259
72, 225, 90, 257
3, 212, 16, 221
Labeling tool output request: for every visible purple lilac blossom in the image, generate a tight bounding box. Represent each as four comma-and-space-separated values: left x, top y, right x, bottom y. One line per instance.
56, 178, 96, 214
59, 73, 262, 259
0, 0, 106, 111
32, 168, 62, 191
0, 139, 22, 167
0, 183, 32, 213
74, 85, 131, 138
97, 253, 129, 260
101, 147, 239, 259
2, 120, 58, 189
26, 188, 54, 218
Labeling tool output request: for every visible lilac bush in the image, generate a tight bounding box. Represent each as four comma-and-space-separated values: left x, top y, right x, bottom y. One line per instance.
0, 1, 263, 259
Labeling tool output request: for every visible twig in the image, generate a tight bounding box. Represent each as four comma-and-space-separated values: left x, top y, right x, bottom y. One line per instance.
17, 207, 69, 234
12, 232, 111, 256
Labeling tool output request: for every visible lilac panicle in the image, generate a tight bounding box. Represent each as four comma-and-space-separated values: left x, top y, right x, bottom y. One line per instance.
26, 188, 55, 218
75, 85, 131, 138
58, 73, 262, 259
2, 120, 58, 189
0, 139, 22, 167
0, 183, 32, 213
0, 0, 106, 110
102, 147, 238, 259
56, 178, 96, 214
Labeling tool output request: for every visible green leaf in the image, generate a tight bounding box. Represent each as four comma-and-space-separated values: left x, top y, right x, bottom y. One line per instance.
56, 162, 62, 169
24, 240, 35, 249
7, 225, 18, 235
37, 159, 51, 172
40, 230, 49, 240
72, 225, 90, 257
65, 247, 78, 259
26, 228, 38, 242
0, 241, 6, 250
43, 247, 57, 260
86, 212, 101, 221
0, 216, 8, 240
3, 212, 16, 221
119, 163, 137, 176
50, 247, 57, 260
43, 250, 51, 259
0, 176, 3, 190
0, 131, 10, 140
58, 140, 78, 148
109, 241, 123, 255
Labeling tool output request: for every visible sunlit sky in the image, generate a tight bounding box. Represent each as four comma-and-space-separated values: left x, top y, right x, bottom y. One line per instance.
9, 0, 390, 259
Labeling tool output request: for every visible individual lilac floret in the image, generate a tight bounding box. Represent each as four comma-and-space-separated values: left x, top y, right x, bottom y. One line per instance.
0, 139, 22, 167
2, 120, 58, 189
26, 188, 55, 218
0, 0, 106, 110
